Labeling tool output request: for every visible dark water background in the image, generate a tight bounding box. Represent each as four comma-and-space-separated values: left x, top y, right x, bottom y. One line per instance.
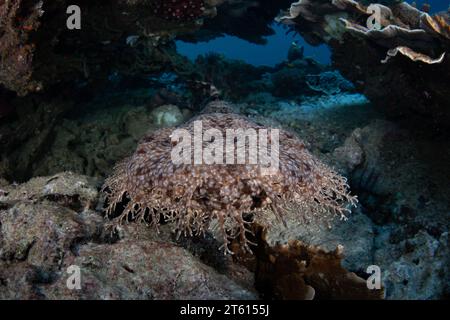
177, 0, 449, 66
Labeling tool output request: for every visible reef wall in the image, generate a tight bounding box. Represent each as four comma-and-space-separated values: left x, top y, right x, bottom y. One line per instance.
3, 0, 449, 128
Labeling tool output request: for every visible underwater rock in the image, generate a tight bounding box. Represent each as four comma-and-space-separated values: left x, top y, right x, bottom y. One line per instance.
30, 239, 257, 300
305, 71, 355, 96
0, 202, 103, 267
375, 229, 449, 299
27, 101, 189, 179
335, 119, 449, 228
50, 240, 257, 300
329, 119, 450, 299
0, 172, 257, 300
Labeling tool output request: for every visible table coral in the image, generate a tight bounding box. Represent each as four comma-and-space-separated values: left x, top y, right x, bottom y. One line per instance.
103, 101, 357, 254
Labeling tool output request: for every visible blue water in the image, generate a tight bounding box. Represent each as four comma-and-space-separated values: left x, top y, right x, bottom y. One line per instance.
177, 24, 331, 66
176, 0, 448, 67
409, 0, 448, 12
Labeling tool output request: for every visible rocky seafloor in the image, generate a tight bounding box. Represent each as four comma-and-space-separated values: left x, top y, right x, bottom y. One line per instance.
1, 0, 449, 300
1, 59, 448, 299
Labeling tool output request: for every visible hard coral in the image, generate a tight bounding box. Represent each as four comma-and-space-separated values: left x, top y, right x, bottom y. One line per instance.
103, 101, 357, 253
277, 1, 449, 63
254, 240, 384, 299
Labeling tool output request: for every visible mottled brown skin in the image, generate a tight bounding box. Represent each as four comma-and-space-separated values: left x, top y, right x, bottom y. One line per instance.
103, 101, 357, 253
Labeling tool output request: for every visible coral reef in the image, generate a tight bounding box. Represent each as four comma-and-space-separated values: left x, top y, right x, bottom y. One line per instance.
331, 119, 450, 298
277, 0, 450, 126
306, 71, 355, 95
0, 172, 256, 299
0, 86, 195, 181
1, 0, 449, 301
185, 50, 351, 101
103, 101, 357, 253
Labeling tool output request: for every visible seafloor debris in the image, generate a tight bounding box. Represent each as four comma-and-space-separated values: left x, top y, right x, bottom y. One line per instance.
103, 101, 357, 253
0, 0, 223, 96
1, 0, 449, 301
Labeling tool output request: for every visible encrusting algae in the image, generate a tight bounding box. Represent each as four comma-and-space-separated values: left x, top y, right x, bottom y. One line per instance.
102, 101, 357, 254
